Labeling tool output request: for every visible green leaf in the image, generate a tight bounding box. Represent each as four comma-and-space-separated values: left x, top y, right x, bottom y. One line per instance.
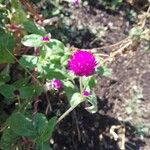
97, 66, 112, 77
49, 55, 61, 64
7, 112, 37, 139
70, 92, 83, 107
12, 78, 28, 88
60, 54, 69, 66
47, 39, 64, 54
0, 84, 15, 99
82, 76, 97, 90
85, 91, 97, 113
22, 34, 43, 47
46, 68, 67, 80
63, 80, 76, 101
39, 117, 57, 142
0, 49, 14, 63
11, 0, 27, 23
33, 113, 48, 135
0, 32, 15, 63
0, 70, 10, 86
23, 21, 46, 35
35, 142, 52, 150
19, 85, 43, 99
0, 128, 20, 150
19, 55, 38, 70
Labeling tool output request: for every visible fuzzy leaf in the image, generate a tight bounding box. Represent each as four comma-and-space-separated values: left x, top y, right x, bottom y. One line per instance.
0, 128, 20, 150
33, 113, 48, 135
0, 84, 15, 99
23, 21, 46, 35
63, 80, 76, 101
39, 117, 57, 142
7, 112, 37, 139
70, 92, 83, 107
35, 142, 52, 150
97, 66, 112, 77
47, 39, 65, 54
0, 32, 15, 63
19, 55, 38, 70
22, 34, 43, 47
85, 91, 97, 113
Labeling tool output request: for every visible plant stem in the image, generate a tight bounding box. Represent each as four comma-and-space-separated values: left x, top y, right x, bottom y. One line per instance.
57, 106, 76, 124
17, 96, 21, 108
79, 77, 83, 95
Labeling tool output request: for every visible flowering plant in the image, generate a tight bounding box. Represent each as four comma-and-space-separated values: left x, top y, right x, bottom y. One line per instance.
0, 0, 112, 149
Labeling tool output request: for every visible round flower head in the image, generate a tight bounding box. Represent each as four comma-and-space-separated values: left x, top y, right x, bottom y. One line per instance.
51, 79, 62, 90
83, 90, 90, 97
68, 50, 97, 76
42, 36, 49, 42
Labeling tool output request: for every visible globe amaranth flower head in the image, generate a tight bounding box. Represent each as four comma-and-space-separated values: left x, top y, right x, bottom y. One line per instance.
68, 50, 97, 76
51, 79, 63, 90
83, 90, 90, 97
41, 36, 50, 42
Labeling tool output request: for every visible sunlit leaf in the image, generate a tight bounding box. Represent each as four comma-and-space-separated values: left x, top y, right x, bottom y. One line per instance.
85, 91, 97, 113
19, 55, 38, 70
22, 34, 43, 47
70, 92, 83, 107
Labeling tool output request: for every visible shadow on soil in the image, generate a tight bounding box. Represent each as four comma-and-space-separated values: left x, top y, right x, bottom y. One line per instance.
52, 97, 145, 150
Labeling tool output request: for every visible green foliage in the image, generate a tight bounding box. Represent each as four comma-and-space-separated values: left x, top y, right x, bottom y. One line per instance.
0, 128, 20, 150
2, 0, 144, 149
6, 112, 37, 138
97, 66, 112, 77
23, 21, 46, 35
0, 113, 56, 150
85, 91, 97, 113
0, 84, 16, 99
0, 31, 15, 63
70, 92, 83, 107
38, 117, 57, 143
63, 80, 76, 101
35, 142, 52, 150
22, 34, 43, 47
19, 55, 38, 70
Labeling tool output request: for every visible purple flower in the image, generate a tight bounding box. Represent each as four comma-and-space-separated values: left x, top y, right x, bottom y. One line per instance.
83, 90, 90, 97
51, 79, 62, 90
68, 50, 97, 76
71, 0, 79, 6
42, 36, 49, 42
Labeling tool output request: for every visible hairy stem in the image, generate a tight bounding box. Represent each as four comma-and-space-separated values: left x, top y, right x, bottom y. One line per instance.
57, 106, 76, 124
79, 77, 83, 95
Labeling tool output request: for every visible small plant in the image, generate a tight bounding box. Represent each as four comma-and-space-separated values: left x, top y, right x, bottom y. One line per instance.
0, 1, 111, 149
0, 0, 149, 149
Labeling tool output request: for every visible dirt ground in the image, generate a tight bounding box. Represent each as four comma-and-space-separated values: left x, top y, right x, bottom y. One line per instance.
48, 2, 150, 150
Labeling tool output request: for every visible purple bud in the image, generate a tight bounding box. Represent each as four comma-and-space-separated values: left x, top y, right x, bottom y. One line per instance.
83, 90, 90, 97
51, 79, 62, 90
71, 0, 79, 6
42, 36, 50, 42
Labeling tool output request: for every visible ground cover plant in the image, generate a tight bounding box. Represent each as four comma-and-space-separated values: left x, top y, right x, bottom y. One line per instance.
0, 0, 150, 150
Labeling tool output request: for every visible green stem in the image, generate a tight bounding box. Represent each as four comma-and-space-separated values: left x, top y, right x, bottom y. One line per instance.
79, 77, 83, 95
57, 106, 76, 124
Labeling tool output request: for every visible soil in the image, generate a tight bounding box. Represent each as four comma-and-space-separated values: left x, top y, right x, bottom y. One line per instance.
1, 1, 149, 150
47, 2, 150, 150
